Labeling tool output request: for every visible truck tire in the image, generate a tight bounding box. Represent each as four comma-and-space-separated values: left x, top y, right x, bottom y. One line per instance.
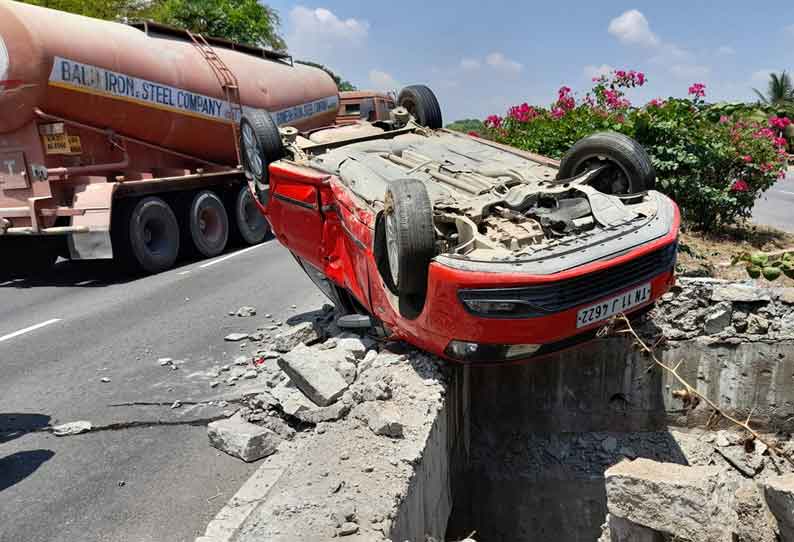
188, 190, 229, 258
397, 85, 442, 129
240, 111, 285, 204
128, 197, 180, 273
232, 184, 269, 245
557, 132, 656, 194
381, 179, 435, 319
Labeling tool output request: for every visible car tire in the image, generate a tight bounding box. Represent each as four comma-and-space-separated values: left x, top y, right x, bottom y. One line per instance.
127, 196, 180, 274
557, 132, 656, 194
188, 190, 229, 258
381, 179, 435, 319
397, 85, 443, 129
240, 110, 285, 204
232, 184, 270, 245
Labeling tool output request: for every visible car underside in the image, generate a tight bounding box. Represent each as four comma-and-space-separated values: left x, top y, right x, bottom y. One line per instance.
241, 86, 680, 363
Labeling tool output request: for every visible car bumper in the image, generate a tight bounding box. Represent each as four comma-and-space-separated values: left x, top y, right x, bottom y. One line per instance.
381, 233, 679, 364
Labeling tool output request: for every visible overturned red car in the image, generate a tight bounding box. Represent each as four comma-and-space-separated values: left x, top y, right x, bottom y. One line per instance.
240, 86, 679, 363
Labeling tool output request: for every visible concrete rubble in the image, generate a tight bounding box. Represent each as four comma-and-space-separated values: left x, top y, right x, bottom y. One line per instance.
207, 414, 279, 463
52, 420, 92, 436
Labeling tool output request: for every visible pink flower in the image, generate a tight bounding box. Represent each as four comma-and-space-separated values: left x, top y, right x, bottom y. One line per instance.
688, 83, 706, 98
485, 115, 502, 129
507, 102, 538, 123
467, 131, 480, 137
769, 116, 792, 129
760, 163, 775, 173
742, 155, 753, 163
551, 107, 566, 119
647, 98, 665, 108
731, 179, 750, 192
774, 137, 788, 148
636, 72, 646, 85
719, 115, 730, 124
754, 128, 775, 140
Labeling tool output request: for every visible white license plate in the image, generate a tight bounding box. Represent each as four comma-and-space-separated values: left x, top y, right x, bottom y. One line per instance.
576, 283, 652, 328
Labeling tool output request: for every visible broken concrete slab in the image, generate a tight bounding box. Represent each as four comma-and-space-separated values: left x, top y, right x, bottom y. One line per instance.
353, 402, 404, 438
234, 306, 257, 317
336, 335, 374, 359
762, 474, 794, 541
711, 284, 771, 303
278, 344, 349, 406
294, 401, 351, 424
224, 333, 249, 342
52, 421, 92, 436
272, 322, 319, 353
270, 382, 315, 417
207, 415, 280, 462
605, 458, 739, 541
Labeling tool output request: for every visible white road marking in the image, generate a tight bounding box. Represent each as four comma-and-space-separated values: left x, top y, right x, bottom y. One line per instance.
178, 270, 191, 275
199, 244, 263, 269
0, 318, 62, 343
75, 279, 97, 286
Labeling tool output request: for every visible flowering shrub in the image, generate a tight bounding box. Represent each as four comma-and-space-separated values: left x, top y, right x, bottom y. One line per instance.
483, 70, 788, 230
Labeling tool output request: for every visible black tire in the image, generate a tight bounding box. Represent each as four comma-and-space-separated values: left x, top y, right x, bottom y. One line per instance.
188, 190, 229, 258
232, 184, 269, 245
239, 111, 285, 204
557, 132, 656, 194
127, 196, 180, 274
397, 85, 442, 129
381, 179, 435, 319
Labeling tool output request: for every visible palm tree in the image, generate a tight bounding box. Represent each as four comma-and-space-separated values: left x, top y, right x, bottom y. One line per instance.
753, 71, 794, 106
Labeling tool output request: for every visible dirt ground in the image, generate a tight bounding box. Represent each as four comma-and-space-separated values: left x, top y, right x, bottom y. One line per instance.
677, 222, 794, 285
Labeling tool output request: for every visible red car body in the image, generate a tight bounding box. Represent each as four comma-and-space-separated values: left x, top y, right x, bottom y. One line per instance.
260, 126, 680, 363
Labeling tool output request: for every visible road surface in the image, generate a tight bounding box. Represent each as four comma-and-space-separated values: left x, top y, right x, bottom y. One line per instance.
753, 169, 794, 232
0, 240, 323, 542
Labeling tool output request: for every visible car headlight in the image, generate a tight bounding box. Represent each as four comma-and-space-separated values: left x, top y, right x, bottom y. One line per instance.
444, 340, 541, 363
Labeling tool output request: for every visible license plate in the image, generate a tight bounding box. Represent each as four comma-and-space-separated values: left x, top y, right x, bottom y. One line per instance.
576, 283, 652, 328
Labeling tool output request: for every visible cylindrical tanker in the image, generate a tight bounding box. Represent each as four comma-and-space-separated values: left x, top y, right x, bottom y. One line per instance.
0, 0, 339, 164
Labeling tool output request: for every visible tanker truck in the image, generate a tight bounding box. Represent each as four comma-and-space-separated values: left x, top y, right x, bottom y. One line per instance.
0, 0, 339, 274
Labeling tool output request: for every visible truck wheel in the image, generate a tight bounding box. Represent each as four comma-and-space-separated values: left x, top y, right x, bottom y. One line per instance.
557, 132, 656, 194
240, 111, 285, 204
380, 179, 435, 319
397, 85, 442, 129
188, 190, 229, 258
233, 185, 269, 245
128, 197, 180, 273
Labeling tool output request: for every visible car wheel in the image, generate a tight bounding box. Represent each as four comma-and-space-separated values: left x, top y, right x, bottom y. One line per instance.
381, 179, 435, 319
239, 110, 285, 204
127, 196, 180, 273
557, 132, 656, 194
232, 184, 270, 245
397, 85, 443, 129
188, 190, 229, 258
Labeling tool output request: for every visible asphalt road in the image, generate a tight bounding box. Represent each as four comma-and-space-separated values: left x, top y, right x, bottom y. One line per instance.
753, 169, 794, 232
0, 240, 324, 542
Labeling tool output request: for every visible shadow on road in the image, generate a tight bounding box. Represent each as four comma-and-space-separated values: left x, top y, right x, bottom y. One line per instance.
0, 450, 55, 492
0, 413, 51, 444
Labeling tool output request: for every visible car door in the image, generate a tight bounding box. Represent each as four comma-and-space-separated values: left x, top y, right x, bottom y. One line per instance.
266, 162, 328, 268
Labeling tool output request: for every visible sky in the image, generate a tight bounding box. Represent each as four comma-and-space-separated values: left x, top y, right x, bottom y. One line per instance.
264, 0, 794, 122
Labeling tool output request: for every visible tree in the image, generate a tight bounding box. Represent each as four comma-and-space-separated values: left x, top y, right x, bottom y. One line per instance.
296, 61, 357, 92
148, 0, 285, 50
445, 118, 485, 133
21, 0, 286, 50
753, 71, 794, 107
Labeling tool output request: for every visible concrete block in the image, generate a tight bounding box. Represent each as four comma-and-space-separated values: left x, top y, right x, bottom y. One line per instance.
273, 322, 318, 353
711, 284, 771, 303
207, 415, 279, 462
605, 458, 734, 541
763, 474, 794, 541
278, 344, 349, 406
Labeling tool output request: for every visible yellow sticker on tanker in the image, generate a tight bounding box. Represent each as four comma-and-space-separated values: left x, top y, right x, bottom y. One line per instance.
42, 133, 82, 155
42, 134, 71, 155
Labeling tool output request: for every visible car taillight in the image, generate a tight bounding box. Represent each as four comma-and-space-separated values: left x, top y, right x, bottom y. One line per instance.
444, 340, 541, 363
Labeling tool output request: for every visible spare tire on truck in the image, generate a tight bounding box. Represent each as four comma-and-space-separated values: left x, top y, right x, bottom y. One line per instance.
240, 111, 286, 205
557, 132, 656, 195
379, 178, 436, 319
397, 85, 443, 129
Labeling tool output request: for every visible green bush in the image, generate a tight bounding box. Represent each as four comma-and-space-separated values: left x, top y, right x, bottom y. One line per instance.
483, 72, 788, 231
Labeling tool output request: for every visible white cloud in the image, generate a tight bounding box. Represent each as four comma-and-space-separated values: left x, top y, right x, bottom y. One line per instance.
583, 64, 614, 80
368, 69, 400, 91
460, 58, 481, 71
287, 6, 369, 62
608, 10, 660, 48
485, 52, 523, 74
668, 64, 711, 79
716, 45, 735, 56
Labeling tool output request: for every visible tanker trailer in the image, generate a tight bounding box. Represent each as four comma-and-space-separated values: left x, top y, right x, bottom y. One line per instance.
0, 0, 339, 274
